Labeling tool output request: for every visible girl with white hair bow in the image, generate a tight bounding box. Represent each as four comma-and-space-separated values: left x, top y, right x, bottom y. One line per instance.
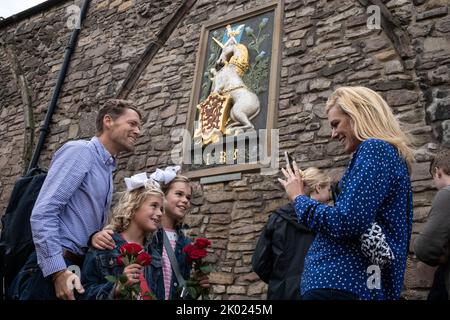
81, 178, 164, 299
91, 166, 210, 300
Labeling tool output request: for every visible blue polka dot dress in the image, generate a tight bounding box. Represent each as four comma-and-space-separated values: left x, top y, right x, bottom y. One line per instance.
294, 139, 413, 300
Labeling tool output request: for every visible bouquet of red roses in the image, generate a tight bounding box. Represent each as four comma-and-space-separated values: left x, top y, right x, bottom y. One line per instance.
106, 243, 156, 300
182, 237, 213, 300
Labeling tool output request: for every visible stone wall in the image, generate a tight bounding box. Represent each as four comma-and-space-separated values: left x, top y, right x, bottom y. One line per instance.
1, 0, 449, 299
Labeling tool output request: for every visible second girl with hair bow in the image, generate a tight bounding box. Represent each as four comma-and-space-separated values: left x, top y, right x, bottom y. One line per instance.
90, 166, 210, 300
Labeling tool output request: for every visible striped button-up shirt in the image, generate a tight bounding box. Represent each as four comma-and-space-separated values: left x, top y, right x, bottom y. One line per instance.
31, 136, 116, 277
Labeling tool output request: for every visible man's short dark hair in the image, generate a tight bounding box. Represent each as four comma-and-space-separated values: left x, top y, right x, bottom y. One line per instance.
96, 99, 142, 134
429, 148, 450, 176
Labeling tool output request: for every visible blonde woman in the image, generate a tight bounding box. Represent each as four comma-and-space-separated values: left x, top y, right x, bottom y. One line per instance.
279, 86, 414, 300
81, 178, 164, 300
252, 167, 331, 299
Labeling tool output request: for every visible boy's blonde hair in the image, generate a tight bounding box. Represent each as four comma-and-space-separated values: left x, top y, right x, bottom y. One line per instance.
107, 186, 165, 234
301, 167, 331, 196
326, 86, 414, 171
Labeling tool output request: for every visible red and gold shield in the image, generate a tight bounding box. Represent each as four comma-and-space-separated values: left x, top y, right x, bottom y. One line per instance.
194, 92, 232, 145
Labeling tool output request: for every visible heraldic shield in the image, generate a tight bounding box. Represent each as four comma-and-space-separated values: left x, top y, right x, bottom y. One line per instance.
194, 92, 232, 145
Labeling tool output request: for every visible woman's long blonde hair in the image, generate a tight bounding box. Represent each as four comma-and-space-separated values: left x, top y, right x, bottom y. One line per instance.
301, 167, 331, 196
326, 86, 414, 170
107, 186, 165, 234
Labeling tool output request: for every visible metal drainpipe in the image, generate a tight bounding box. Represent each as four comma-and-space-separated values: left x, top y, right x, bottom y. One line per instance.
26, 0, 91, 175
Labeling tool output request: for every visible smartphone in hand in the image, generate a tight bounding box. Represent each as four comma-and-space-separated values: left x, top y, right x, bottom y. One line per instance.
284, 151, 294, 168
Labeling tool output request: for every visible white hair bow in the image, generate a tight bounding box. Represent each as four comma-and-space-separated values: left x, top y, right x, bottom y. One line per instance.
124, 172, 160, 191
150, 165, 181, 185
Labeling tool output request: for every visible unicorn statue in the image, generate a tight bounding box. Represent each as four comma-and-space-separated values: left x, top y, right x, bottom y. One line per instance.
211, 25, 261, 135
194, 24, 261, 145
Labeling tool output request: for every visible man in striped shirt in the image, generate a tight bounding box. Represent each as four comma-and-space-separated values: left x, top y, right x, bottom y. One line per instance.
16, 99, 141, 300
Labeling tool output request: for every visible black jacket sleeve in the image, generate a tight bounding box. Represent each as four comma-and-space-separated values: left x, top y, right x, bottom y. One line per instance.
252, 213, 277, 283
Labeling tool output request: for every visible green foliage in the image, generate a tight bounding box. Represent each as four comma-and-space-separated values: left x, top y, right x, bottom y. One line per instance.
248, 33, 268, 55
105, 275, 117, 283
106, 274, 139, 300
199, 264, 213, 274
186, 280, 200, 299
243, 17, 270, 95
243, 56, 269, 95
119, 274, 128, 284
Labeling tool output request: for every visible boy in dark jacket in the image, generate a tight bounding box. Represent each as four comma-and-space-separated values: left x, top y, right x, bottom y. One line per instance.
252, 167, 332, 299
414, 148, 450, 300
252, 203, 314, 299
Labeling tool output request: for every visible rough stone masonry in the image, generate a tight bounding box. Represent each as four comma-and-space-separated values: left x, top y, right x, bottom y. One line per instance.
0, 0, 449, 299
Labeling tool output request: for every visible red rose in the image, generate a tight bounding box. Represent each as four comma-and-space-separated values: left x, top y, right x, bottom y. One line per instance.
120, 243, 143, 256
183, 244, 208, 263
183, 244, 195, 255
189, 248, 207, 260
181, 238, 213, 300
136, 252, 152, 266
108, 242, 155, 300
194, 238, 211, 249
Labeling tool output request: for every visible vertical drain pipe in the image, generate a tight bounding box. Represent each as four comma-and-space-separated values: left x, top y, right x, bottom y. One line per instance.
27, 0, 91, 174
